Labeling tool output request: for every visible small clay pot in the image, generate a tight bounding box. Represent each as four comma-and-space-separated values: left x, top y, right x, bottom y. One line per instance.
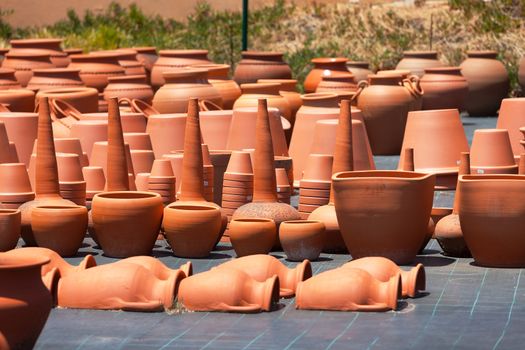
316, 72, 358, 94
193, 64, 240, 109
200, 110, 233, 150
0, 68, 22, 90
0, 209, 21, 251
229, 218, 277, 256
103, 74, 153, 104
396, 51, 443, 77
2, 51, 54, 87
470, 129, 518, 174
233, 51, 292, 85
304, 57, 349, 93
279, 220, 325, 261
9, 38, 69, 67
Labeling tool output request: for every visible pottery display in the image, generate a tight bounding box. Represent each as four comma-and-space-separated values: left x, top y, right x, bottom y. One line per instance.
460, 51, 509, 116
346, 61, 374, 82
178, 268, 279, 312
103, 74, 154, 104
0, 254, 52, 349
229, 218, 277, 256
396, 51, 443, 77
36, 87, 98, 114
151, 49, 211, 89
1, 51, 54, 87
193, 63, 240, 109
333, 170, 435, 264
26, 68, 84, 92
295, 267, 400, 311
304, 57, 349, 93
233, 51, 292, 85
470, 129, 518, 174
9, 38, 69, 67
496, 98, 525, 161
0, 68, 22, 90
420, 67, 468, 110
68, 52, 126, 92
298, 154, 333, 217
0, 88, 35, 112
0, 209, 21, 251
280, 220, 325, 261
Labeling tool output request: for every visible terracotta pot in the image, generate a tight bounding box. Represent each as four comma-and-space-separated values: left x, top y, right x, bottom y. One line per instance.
36, 87, 98, 114
145, 113, 186, 158
52, 137, 88, 167
316, 71, 358, 94
9, 38, 69, 67
83, 166, 105, 200
200, 110, 233, 150
69, 120, 107, 158
304, 57, 348, 93
123, 132, 153, 151
2, 51, 54, 87
26, 68, 84, 92
233, 83, 291, 126
81, 111, 146, 133
0, 68, 21, 90
295, 267, 400, 311
279, 220, 325, 261
57, 261, 183, 311
99, 49, 146, 76
68, 52, 126, 92
460, 51, 509, 116
133, 46, 158, 73
103, 74, 153, 104
193, 64, 240, 109
64, 48, 83, 55
116, 256, 192, 279
229, 218, 276, 256
0, 112, 38, 166
496, 98, 525, 161
470, 129, 518, 174
163, 204, 222, 257
458, 174, 525, 267
0, 209, 21, 251
257, 79, 301, 127
398, 109, 469, 190
129, 149, 155, 175
178, 268, 279, 312
92, 191, 163, 257
342, 257, 425, 298
420, 67, 468, 110
31, 205, 87, 256
346, 61, 374, 82
0, 89, 35, 112
0, 254, 52, 349
395, 51, 443, 77
151, 49, 211, 89
333, 170, 435, 264
233, 51, 292, 85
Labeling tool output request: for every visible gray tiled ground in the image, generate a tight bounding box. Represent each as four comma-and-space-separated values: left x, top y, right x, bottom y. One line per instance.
35, 115, 522, 350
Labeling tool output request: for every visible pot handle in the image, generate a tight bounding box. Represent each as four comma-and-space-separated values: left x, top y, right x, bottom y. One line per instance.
130, 99, 159, 119
199, 99, 223, 111
405, 75, 424, 96
354, 80, 368, 101
217, 302, 261, 313
50, 99, 83, 121
118, 97, 133, 107
115, 298, 165, 312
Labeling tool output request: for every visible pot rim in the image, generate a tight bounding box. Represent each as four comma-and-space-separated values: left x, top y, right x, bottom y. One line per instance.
231, 217, 275, 223
403, 50, 439, 57
423, 66, 462, 73
0, 254, 50, 270
333, 170, 435, 181
0, 209, 20, 215
93, 191, 161, 200
10, 38, 63, 45
466, 50, 498, 57
282, 220, 322, 225
5, 51, 52, 58
300, 92, 338, 101
32, 68, 81, 74
37, 87, 97, 94
407, 108, 460, 118
0, 111, 37, 117
311, 57, 348, 64
33, 205, 86, 211
165, 203, 219, 211
459, 174, 525, 182
159, 49, 208, 56
241, 51, 283, 57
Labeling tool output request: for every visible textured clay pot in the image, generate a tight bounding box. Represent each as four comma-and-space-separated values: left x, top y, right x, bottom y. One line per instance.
0, 163, 35, 209
9, 38, 69, 67
496, 98, 525, 160
0, 68, 22, 90
342, 257, 425, 298
460, 51, 509, 116
229, 218, 277, 256
0, 254, 52, 349
0, 209, 21, 251
27, 68, 84, 92
151, 49, 211, 89
215, 255, 311, 298
470, 129, 518, 174
420, 67, 468, 110
153, 69, 222, 113
178, 268, 279, 312
133, 46, 158, 74
333, 170, 435, 264
346, 61, 374, 82
280, 220, 325, 261
304, 58, 348, 93
0, 89, 35, 112
316, 71, 358, 94
68, 52, 126, 92
193, 63, 240, 109
31, 205, 88, 257
295, 267, 400, 311
98, 49, 145, 76
57, 261, 183, 311
396, 51, 443, 77
233, 51, 292, 85
103, 74, 153, 104
2, 51, 54, 87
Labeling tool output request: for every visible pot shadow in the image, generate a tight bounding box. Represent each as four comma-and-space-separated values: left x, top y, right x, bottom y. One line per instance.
413, 291, 430, 299
272, 303, 287, 312
418, 249, 442, 255
80, 242, 92, 249
469, 261, 520, 269
74, 251, 99, 258
314, 257, 333, 262
213, 245, 233, 252
270, 254, 284, 259
397, 300, 409, 311
413, 255, 456, 267
151, 250, 174, 258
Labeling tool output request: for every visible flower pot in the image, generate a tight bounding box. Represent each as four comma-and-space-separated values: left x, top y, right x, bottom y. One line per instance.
200, 110, 233, 150
496, 98, 525, 161
83, 166, 105, 201
9, 38, 69, 67
2, 51, 54, 87
130, 149, 155, 175
333, 170, 435, 264
0, 209, 21, 251
81, 111, 146, 133
229, 218, 277, 256
420, 67, 468, 110
151, 49, 211, 89
233, 51, 292, 85
0, 89, 35, 112
0, 162, 34, 204
69, 120, 108, 158
280, 220, 325, 261
0, 68, 22, 90
145, 113, 186, 158
346, 61, 374, 82
103, 74, 153, 104
68, 52, 126, 92
470, 129, 518, 174
395, 51, 443, 77
123, 132, 153, 151
27, 68, 84, 92
304, 57, 348, 93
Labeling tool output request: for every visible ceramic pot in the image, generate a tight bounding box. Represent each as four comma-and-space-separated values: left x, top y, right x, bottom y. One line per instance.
295, 267, 400, 311
57, 261, 183, 311
145, 113, 186, 158
2, 51, 54, 87
229, 218, 277, 256
69, 120, 107, 158
420, 67, 468, 110
496, 98, 525, 160
178, 268, 279, 312
26, 68, 84, 92
200, 110, 233, 150
81, 111, 146, 133
133, 46, 158, 73
346, 61, 374, 82
257, 79, 301, 127
153, 69, 222, 113
470, 129, 518, 174
233, 51, 292, 85
163, 204, 222, 258
279, 220, 325, 261
304, 57, 348, 93
0, 89, 35, 112
31, 205, 87, 257
193, 63, 240, 109
342, 257, 425, 298
0, 209, 21, 251
356, 75, 416, 155
99, 49, 145, 76
117, 256, 192, 280
0, 254, 52, 349
316, 71, 358, 94
0, 112, 38, 165
0, 68, 21, 90
460, 51, 509, 116
36, 87, 98, 114
396, 51, 443, 77
103, 74, 153, 104
333, 170, 435, 264
9, 38, 69, 67
151, 49, 211, 89
68, 52, 126, 92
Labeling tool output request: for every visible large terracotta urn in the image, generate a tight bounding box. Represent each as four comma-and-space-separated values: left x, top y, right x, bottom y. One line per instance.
346, 61, 374, 82
103, 74, 153, 104
27, 68, 84, 92
193, 63, 240, 109
304, 57, 348, 93
68, 52, 126, 92
420, 67, 468, 110
1, 51, 54, 87
151, 49, 211, 89
9, 38, 69, 67
233, 51, 292, 85
0, 68, 22, 90
395, 51, 443, 77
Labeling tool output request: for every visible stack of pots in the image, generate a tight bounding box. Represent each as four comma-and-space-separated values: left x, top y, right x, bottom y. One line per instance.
56, 152, 87, 206
202, 145, 215, 203
221, 151, 253, 220
275, 168, 291, 205
298, 154, 333, 219
147, 159, 176, 205
0, 163, 35, 208
82, 166, 105, 208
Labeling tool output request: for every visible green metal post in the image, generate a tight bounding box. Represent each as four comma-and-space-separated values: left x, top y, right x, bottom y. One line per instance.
242, 0, 248, 51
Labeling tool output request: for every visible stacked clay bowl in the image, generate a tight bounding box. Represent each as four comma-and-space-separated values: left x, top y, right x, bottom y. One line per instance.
147, 159, 176, 205
276, 168, 291, 205
221, 151, 253, 220
298, 154, 333, 219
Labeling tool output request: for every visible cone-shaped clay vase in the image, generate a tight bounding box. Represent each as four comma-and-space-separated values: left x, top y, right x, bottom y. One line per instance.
215, 254, 312, 298
177, 268, 280, 313
232, 99, 300, 228
434, 152, 471, 257
115, 256, 193, 279
295, 267, 400, 311
342, 257, 425, 298
18, 97, 76, 245
308, 99, 353, 253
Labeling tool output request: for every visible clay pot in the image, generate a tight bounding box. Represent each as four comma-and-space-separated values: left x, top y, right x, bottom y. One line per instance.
460, 51, 509, 116
470, 129, 518, 174
178, 268, 279, 312
304, 57, 349, 93
101, 49, 146, 76
53, 137, 88, 167
333, 170, 435, 264
26, 68, 84, 92
145, 113, 186, 158
36, 87, 98, 114
152, 69, 222, 113
116, 256, 192, 280
69, 120, 107, 158
316, 71, 358, 94
123, 132, 153, 151
0, 68, 21, 90
233, 51, 292, 85
0, 89, 35, 112
0, 112, 38, 166
193, 64, 240, 109
163, 204, 222, 258
396, 51, 443, 77
296, 267, 399, 311
0, 254, 52, 349
83, 166, 105, 201
92, 191, 163, 257
0, 209, 21, 251
496, 98, 525, 160
420, 67, 468, 110
233, 83, 291, 126
199, 110, 233, 150
103, 74, 153, 104
68, 52, 126, 92
229, 218, 277, 256
151, 49, 211, 89
2, 51, 54, 87
398, 109, 469, 190
342, 257, 425, 298
9, 38, 69, 67
133, 46, 158, 73
31, 205, 88, 256
81, 111, 146, 133
57, 261, 183, 311
64, 48, 83, 55
356, 75, 416, 155
280, 220, 325, 261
